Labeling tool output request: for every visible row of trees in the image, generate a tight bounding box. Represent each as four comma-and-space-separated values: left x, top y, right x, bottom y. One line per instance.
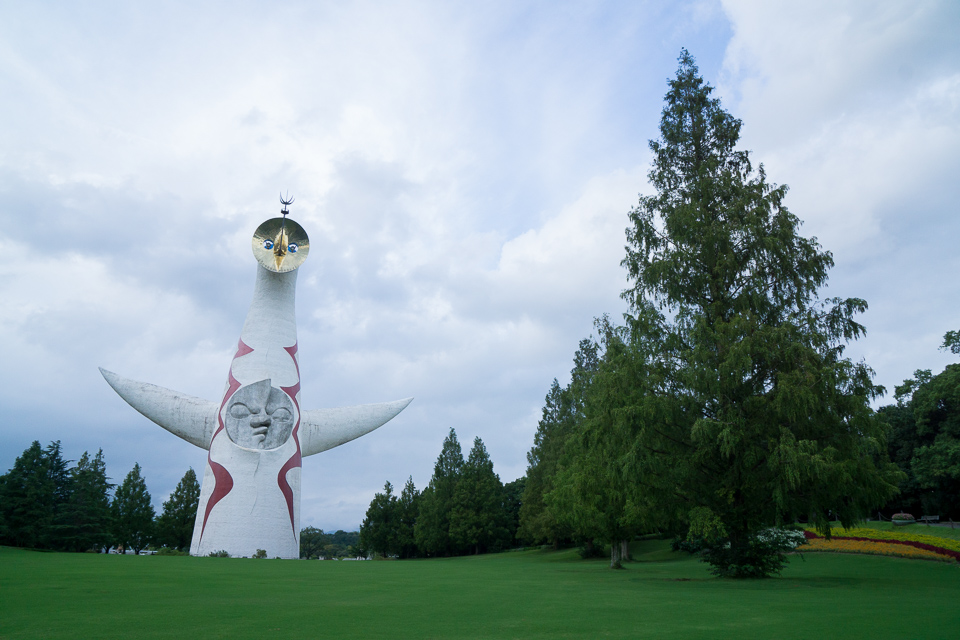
519, 50, 905, 576
0, 441, 200, 554
359, 429, 524, 558
299, 527, 361, 559
879, 333, 960, 518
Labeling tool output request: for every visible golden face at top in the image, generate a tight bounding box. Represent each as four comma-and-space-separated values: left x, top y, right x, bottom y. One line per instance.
252, 217, 310, 272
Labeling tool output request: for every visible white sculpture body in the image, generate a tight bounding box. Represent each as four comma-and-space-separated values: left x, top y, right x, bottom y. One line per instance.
100, 213, 411, 559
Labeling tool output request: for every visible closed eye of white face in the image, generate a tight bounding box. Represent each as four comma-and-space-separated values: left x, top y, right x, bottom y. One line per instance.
269, 407, 292, 422
229, 403, 254, 419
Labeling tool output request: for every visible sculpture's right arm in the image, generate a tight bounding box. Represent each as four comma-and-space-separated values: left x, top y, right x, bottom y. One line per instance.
99, 368, 218, 450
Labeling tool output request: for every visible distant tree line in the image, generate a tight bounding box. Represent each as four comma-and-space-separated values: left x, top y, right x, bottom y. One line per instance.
878, 331, 960, 519
359, 429, 524, 558
0, 442, 200, 555
299, 528, 361, 559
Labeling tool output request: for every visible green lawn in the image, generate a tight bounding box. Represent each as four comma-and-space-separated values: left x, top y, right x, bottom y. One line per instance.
1, 541, 958, 639
856, 520, 960, 541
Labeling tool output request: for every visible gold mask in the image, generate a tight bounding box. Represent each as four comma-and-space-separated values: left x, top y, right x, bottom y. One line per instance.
251, 217, 310, 272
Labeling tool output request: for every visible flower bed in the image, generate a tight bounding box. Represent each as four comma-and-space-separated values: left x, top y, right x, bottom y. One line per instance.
829, 527, 960, 554
803, 528, 960, 562
803, 537, 952, 562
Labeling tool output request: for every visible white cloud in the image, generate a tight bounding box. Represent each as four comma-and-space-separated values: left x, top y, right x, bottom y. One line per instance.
717, 0, 960, 393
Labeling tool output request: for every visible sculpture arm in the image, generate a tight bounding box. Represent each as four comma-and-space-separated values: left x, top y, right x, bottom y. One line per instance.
299, 398, 413, 457
99, 368, 218, 450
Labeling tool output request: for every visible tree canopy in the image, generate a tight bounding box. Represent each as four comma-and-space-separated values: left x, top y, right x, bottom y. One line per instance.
613, 49, 902, 576
154, 468, 200, 552
112, 463, 155, 554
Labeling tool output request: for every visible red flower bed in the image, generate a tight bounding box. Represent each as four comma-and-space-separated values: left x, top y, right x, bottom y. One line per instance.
803, 530, 960, 562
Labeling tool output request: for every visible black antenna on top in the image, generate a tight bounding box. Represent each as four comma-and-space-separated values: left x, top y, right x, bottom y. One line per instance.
280, 192, 295, 217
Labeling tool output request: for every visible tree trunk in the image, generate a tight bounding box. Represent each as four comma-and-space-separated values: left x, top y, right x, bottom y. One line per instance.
610, 540, 623, 569
620, 539, 631, 562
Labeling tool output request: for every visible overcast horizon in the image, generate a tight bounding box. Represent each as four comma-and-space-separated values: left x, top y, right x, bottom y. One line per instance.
1, 0, 958, 532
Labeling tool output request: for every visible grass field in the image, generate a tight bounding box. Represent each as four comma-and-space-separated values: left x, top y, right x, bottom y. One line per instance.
1, 540, 958, 640
857, 520, 960, 541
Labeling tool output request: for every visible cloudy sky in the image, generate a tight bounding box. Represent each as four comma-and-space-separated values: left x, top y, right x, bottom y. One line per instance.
1, 0, 957, 532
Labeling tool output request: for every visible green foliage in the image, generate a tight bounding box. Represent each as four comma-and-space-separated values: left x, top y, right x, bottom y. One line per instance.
0, 441, 59, 548
942, 330, 960, 355
548, 318, 667, 568
112, 463, 155, 554
360, 481, 399, 558
253, 549, 268, 559
62, 449, 113, 552
396, 477, 420, 558
501, 476, 525, 547
155, 546, 187, 556
299, 526, 326, 559
207, 549, 230, 557
299, 527, 360, 559
881, 331, 960, 518
519, 340, 598, 547
614, 49, 901, 576
415, 428, 464, 556
698, 529, 808, 579
154, 468, 200, 552
0, 441, 111, 552
449, 438, 511, 554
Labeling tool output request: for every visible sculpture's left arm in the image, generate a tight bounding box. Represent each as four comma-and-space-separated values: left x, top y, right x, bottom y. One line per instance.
99, 368, 218, 450
299, 398, 413, 457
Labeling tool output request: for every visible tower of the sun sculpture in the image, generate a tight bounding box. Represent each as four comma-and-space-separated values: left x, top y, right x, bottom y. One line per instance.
100, 197, 411, 558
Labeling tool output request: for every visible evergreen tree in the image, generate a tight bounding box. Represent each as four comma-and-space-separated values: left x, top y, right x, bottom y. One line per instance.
359, 481, 398, 558
414, 428, 463, 556
62, 449, 113, 552
0, 441, 57, 548
502, 476, 526, 547
112, 463, 155, 554
519, 340, 598, 547
154, 468, 200, 552
43, 441, 73, 549
619, 50, 901, 577
396, 476, 420, 559
449, 437, 510, 554
548, 319, 656, 568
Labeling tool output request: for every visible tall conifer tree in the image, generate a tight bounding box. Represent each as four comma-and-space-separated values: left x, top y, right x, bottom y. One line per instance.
619, 50, 902, 576
154, 468, 200, 552
112, 463, 155, 554
450, 437, 509, 555
414, 428, 463, 556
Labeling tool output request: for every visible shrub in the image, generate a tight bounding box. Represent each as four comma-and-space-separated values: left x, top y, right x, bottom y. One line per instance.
671, 536, 707, 554
697, 528, 807, 578
156, 547, 188, 556
892, 513, 915, 521
253, 549, 268, 559
208, 550, 230, 558
577, 541, 605, 559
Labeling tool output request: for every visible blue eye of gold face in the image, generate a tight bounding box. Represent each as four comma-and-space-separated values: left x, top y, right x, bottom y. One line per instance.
263, 239, 274, 250
288, 243, 298, 253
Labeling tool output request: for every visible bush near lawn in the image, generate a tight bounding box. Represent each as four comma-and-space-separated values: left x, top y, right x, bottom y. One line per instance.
803, 527, 960, 562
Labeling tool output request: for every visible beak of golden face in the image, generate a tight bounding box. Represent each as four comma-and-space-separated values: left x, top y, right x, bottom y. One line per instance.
273, 227, 289, 270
